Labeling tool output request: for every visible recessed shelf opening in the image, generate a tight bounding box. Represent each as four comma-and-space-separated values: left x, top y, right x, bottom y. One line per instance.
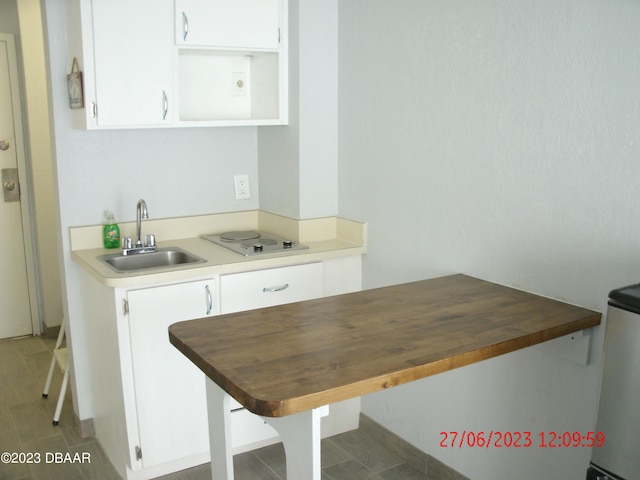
178, 49, 280, 121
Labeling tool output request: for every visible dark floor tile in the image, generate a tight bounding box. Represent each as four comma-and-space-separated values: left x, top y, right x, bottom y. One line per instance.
0, 354, 29, 378
0, 336, 48, 359
379, 463, 432, 480
68, 440, 120, 480
233, 451, 281, 480
156, 462, 210, 480
22, 350, 54, 381
0, 453, 31, 480
331, 429, 403, 473
9, 400, 61, 445
23, 435, 84, 480
252, 442, 286, 474
359, 415, 429, 473
321, 437, 353, 469
323, 459, 382, 480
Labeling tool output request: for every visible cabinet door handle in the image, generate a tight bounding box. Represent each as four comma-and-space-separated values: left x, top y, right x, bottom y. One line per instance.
162, 91, 168, 120
182, 12, 189, 41
205, 285, 213, 315
263, 283, 289, 293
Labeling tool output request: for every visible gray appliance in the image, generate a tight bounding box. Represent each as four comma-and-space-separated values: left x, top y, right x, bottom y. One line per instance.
587, 283, 640, 480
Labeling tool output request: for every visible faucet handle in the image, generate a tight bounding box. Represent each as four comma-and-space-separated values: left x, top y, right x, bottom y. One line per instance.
121, 237, 133, 250
145, 234, 156, 247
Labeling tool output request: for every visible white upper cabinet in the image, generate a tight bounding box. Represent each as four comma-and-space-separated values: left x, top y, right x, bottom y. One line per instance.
174, 0, 287, 126
175, 0, 281, 50
88, 0, 174, 127
70, 0, 287, 129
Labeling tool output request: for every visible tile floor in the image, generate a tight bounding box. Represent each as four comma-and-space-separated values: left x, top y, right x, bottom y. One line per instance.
1, 334, 432, 480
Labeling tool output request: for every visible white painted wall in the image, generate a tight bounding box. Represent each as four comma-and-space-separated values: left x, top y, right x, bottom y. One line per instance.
44, 0, 260, 419
259, 0, 338, 219
338, 1, 640, 478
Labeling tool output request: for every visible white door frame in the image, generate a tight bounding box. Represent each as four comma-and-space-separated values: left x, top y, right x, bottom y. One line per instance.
2, 32, 41, 335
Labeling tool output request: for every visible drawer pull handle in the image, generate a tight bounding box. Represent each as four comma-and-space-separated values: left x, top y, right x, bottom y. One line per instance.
162, 90, 169, 120
205, 285, 213, 315
263, 283, 289, 293
182, 12, 189, 41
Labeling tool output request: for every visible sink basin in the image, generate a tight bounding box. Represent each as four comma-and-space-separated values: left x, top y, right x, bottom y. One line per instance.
99, 247, 206, 273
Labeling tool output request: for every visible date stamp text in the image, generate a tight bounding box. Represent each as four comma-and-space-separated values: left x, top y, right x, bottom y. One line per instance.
439, 431, 605, 449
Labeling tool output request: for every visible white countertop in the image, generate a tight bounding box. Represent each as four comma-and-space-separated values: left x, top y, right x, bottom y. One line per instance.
71, 211, 367, 288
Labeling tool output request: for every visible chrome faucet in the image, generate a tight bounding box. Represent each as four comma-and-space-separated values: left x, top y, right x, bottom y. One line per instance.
121, 199, 157, 255
136, 199, 148, 247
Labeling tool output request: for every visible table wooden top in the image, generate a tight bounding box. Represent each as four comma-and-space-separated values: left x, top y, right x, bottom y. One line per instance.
169, 274, 601, 417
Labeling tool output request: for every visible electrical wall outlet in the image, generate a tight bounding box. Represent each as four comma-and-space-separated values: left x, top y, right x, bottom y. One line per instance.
234, 174, 251, 199
233, 72, 247, 97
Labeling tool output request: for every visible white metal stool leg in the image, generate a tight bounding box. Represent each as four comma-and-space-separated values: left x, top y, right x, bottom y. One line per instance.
42, 324, 70, 425
42, 353, 57, 398
51, 348, 70, 425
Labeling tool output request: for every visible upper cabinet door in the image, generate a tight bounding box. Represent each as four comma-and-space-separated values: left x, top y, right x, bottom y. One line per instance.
175, 0, 281, 50
91, 0, 174, 127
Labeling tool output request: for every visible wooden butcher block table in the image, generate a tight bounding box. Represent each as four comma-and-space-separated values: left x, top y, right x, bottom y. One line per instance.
169, 274, 601, 479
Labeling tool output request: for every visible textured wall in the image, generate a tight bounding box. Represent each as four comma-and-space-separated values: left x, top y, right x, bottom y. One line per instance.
338, 0, 640, 478
259, 0, 339, 219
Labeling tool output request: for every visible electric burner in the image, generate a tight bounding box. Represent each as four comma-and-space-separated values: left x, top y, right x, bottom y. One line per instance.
201, 230, 308, 256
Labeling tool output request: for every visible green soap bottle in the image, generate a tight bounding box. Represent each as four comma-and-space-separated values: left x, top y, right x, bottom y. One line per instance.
103, 211, 121, 249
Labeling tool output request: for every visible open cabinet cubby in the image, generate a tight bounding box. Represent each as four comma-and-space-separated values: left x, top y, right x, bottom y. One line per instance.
177, 49, 281, 125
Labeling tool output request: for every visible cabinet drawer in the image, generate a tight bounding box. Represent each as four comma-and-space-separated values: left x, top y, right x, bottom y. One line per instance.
220, 263, 323, 314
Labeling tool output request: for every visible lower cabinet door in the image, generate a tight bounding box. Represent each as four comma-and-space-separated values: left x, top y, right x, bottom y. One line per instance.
127, 279, 216, 468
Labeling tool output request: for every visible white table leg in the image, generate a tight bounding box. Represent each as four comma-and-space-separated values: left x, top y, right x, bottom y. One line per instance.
205, 378, 234, 480
261, 405, 329, 480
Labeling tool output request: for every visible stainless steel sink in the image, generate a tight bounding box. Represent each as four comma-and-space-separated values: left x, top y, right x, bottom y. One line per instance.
99, 247, 206, 273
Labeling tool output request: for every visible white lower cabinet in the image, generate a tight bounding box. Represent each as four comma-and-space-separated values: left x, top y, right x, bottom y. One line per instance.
80, 275, 218, 479
81, 257, 361, 480
126, 279, 216, 470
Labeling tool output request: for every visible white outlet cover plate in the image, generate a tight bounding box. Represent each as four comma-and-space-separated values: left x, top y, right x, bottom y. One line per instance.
234, 174, 250, 199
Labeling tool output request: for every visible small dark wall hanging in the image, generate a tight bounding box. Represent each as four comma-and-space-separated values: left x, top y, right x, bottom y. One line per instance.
67, 57, 84, 109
